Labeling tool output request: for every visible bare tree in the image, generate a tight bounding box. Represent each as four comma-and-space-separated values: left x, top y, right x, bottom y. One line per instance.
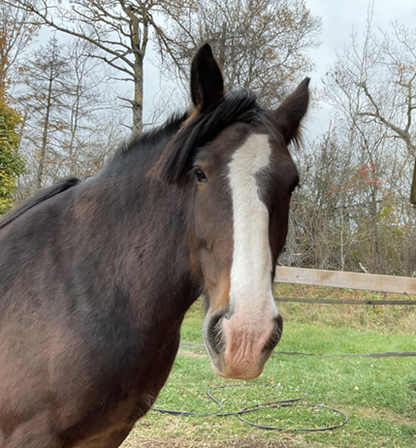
17, 37, 71, 189
0, 1, 38, 91
286, 131, 362, 271
16, 37, 126, 197
7, 0, 321, 132
313, 13, 416, 275
59, 39, 126, 179
359, 24, 416, 208
156, 0, 321, 107
325, 15, 416, 207
6, 0, 198, 134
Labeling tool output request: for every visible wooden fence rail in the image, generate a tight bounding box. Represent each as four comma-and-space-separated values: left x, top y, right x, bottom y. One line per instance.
274, 267, 416, 295
274, 297, 416, 305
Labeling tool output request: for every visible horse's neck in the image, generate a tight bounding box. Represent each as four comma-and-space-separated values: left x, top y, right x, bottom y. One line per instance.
86, 171, 198, 323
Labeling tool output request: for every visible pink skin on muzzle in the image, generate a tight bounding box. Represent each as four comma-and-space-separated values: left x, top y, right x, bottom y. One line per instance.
210, 300, 279, 380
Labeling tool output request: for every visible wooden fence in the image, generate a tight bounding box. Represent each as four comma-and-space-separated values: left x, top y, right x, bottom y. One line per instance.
274, 267, 416, 295
273, 267, 416, 358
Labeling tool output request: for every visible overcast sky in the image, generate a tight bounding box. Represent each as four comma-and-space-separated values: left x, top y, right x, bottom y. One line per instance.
143, 0, 416, 138
304, 0, 416, 137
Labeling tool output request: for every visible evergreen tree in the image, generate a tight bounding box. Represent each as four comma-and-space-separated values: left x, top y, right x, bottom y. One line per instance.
0, 90, 25, 214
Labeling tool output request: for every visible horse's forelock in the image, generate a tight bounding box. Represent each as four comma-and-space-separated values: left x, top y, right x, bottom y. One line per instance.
152, 90, 261, 185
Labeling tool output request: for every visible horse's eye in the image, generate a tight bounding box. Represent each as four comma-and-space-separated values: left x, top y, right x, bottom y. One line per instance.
194, 167, 208, 184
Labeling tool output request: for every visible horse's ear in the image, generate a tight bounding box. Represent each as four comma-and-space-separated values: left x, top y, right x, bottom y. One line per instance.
149, 45, 224, 186
190, 43, 224, 112
274, 77, 310, 145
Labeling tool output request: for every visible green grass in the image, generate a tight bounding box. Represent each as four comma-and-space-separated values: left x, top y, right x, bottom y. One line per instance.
273, 283, 416, 335
123, 288, 416, 448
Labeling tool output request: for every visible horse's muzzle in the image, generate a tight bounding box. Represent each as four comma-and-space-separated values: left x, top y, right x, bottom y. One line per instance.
203, 308, 283, 379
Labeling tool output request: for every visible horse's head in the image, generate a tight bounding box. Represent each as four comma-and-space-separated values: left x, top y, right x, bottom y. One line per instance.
155, 44, 309, 379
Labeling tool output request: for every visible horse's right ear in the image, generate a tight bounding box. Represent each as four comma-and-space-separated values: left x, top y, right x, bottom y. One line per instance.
149, 45, 224, 185
190, 43, 224, 112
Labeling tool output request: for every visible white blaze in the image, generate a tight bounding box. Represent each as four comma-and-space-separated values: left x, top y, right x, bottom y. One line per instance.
227, 133, 277, 319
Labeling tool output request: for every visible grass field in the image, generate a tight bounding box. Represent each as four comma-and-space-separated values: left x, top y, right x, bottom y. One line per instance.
122, 285, 416, 448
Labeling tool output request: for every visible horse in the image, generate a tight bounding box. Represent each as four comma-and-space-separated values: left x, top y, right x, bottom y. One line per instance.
0, 44, 309, 447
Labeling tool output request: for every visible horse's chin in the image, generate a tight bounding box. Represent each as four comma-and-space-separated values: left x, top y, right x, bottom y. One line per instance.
211, 363, 227, 378
211, 362, 263, 380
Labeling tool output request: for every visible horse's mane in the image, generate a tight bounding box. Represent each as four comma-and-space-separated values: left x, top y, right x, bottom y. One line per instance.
111, 90, 267, 185
0, 90, 265, 229
0, 177, 80, 229
115, 113, 188, 158
152, 89, 266, 184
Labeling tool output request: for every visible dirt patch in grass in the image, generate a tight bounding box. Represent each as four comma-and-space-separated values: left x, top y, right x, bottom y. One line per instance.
178, 349, 206, 358
121, 434, 299, 448
121, 419, 301, 448
354, 406, 416, 426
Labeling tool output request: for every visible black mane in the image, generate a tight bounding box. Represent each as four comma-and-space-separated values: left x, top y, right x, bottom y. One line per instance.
116, 112, 188, 158
151, 89, 266, 184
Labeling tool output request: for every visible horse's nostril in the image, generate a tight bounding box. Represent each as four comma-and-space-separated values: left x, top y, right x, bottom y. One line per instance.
206, 310, 226, 355
263, 313, 283, 353
276, 313, 283, 333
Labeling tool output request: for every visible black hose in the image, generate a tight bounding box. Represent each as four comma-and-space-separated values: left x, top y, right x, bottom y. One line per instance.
152, 383, 348, 432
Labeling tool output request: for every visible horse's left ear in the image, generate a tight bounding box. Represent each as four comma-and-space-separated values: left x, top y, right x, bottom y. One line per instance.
274, 78, 310, 145
190, 43, 224, 112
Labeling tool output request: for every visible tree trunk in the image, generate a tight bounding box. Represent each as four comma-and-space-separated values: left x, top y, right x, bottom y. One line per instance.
37, 74, 53, 189
130, 8, 148, 136
132, 51, 144, 135
68, 82, 81, 175
411, 156, 416, 208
